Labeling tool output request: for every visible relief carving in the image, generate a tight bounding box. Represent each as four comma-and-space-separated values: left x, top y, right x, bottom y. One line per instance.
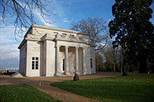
69, 34, 76, 40
79, 36, 85, 41
61, 33, 67, 38
55, 32, 89, 43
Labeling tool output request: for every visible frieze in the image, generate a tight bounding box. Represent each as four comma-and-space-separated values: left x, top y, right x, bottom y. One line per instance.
55, 32, 90, 43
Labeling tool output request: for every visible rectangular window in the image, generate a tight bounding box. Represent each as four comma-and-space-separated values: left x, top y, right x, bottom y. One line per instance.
63, 59, 65, 71
90, 58, 93, 69
32, 57, 39, 70
32, 57, 35, 60
32, 61, 35, 69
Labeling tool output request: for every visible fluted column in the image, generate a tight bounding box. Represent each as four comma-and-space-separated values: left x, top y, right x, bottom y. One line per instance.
83, 48, 86, 75
64, 46, 69, 75
75, 46, 79, 73
55, 45, 60, 76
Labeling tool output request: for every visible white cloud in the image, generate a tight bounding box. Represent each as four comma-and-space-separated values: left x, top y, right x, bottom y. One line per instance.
0, 0, 68, 68
0, 16, 2, 21
33, 8, 55, 26
32, 9, 53, 26
16, 0, 57, 27
51, 0, 65, 17
0, 26, 21, 65
0, 46, 19, 60
63, 18, 71, 23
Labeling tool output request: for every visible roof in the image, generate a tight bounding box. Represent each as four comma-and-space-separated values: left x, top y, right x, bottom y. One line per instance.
32, 24, 87, 35
18, 24, 88, 49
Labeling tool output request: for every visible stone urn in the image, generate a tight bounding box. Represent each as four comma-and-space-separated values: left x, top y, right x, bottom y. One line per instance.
73, 73, 79, 81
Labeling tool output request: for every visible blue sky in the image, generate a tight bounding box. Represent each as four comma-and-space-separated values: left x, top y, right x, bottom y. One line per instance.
47, 0, 115, 28
0, 0, 154, 69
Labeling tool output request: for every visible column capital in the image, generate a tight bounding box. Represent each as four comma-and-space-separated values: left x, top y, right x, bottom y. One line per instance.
56, 45, 60, 48
65, 45, 69, 48
75, 46, 79, 48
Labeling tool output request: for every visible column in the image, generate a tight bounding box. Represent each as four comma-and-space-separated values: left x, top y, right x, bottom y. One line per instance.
83, 48, 86, 75
45, 40, 55, 76
64, 46, 69, 75
55, 45, 60, 76
75, 46, 79, 73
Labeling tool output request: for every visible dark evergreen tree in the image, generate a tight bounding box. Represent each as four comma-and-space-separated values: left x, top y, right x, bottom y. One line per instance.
109, 0, 154, 73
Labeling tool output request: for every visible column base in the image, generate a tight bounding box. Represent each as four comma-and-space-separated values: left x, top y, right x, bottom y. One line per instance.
83, 72, 87, 75
75, 71, 80, 75
64, 72, 71, 76
55, 72, 64, 76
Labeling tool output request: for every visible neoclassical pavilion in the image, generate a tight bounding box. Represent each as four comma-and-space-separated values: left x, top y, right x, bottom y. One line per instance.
18, 24, 96, 77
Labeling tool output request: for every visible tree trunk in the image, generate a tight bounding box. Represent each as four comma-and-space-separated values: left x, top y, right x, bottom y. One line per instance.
113, 63, 116, 72
138, 56, 147, 73
122, 64, 127, 76
121, 48, 127, 76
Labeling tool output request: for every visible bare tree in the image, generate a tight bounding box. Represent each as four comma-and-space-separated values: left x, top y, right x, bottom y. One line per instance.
0, 0, 46, 31
71, 17, 109, 51
99, 46, 122, 72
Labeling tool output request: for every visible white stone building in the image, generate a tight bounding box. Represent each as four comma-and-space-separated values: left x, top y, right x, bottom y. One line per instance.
18, 24, 96, 77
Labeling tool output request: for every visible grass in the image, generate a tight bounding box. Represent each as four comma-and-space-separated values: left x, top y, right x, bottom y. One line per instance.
0, 84, 60, 102
51, 74, 154, 102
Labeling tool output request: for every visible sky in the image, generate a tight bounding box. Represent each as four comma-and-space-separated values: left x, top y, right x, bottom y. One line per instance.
0, 0, 154, 69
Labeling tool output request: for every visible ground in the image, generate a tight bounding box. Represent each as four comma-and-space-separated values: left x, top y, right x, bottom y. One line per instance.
0, 84, 59, 102
52, 74, 154, 102
0, 73, 154, 102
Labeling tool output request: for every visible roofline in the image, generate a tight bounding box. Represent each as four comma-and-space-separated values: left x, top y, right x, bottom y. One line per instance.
18, 24, 89, 49
32, 24, 88, 35
18, 39, 26, 49
18, 25, 33, 49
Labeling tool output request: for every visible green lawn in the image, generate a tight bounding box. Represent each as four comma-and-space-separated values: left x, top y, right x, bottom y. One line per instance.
0, 84, 60, 102
51, 74, 154, 102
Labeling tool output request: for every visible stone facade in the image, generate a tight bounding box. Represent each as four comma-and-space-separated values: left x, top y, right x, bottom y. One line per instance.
18, 24, 96, 77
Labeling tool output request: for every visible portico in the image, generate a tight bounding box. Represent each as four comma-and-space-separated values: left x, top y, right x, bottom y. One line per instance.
55, 45, 84, 76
